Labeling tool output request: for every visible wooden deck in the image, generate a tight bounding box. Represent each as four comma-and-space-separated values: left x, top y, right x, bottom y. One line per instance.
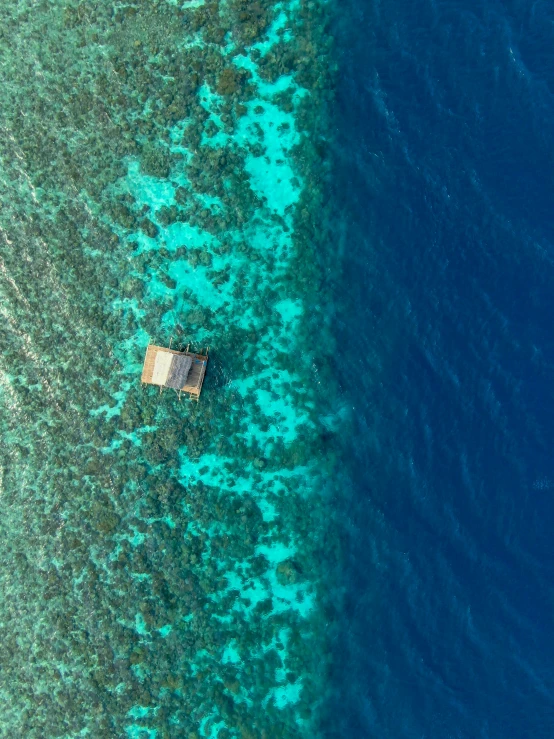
141, 344, 208, 400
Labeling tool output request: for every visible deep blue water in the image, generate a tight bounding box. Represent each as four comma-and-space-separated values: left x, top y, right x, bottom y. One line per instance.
330, 0, 554, 736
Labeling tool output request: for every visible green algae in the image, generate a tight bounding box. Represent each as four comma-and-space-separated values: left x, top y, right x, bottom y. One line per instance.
0, 0, 345, 736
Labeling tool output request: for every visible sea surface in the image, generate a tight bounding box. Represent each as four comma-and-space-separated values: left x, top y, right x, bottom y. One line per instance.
329, 0, 554, 736
0, 0, 553, 737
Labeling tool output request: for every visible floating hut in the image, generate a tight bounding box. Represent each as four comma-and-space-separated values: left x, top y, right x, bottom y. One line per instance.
141, 343, 208, 401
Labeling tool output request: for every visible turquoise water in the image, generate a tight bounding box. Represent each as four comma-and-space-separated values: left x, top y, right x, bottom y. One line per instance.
0, 1, 343, 736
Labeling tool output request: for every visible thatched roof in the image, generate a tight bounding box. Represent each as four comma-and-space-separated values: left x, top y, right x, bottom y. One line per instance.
141, 344, 208, 400
165, 353, 192, 389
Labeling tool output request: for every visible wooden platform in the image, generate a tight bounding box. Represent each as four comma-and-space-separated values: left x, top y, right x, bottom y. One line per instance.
141, 344, 208, 400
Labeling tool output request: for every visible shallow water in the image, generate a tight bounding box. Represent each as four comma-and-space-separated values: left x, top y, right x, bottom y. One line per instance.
0, 1, 342, 736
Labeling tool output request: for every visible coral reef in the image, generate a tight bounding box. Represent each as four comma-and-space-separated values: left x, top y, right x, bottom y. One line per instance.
0, 0, 345, 736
